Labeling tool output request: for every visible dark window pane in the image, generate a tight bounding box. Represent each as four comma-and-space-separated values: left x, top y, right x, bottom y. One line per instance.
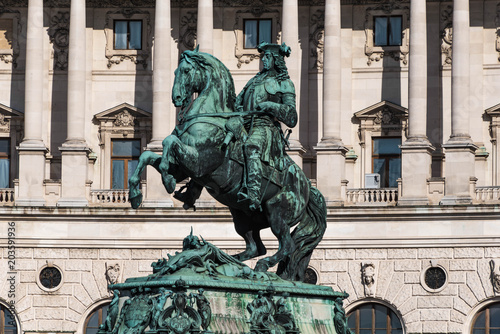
373, 138, 401, 155
474, 310, 486, 328
390, 310, 403, 330
491, 305, 500, 327
375, 330, 386, 334
360, 330, 372, 334
359, 305, 372, 328
347, 313, 356, 331
129, 21, 142, 50
0, 159, 9, 188
388, 158, 401, 187
374, 304, 386, 328
0, 139, 9, 154
473, 330, 486, 334
374, 17, 387, 46
114, 21, 127, 49
244, 20, 257, 48
259, 19, 272, 44
389, 17, 402, 45
112, 160, 125, 189
112, 140, 141, 157
128, 160, 139, 187
490, 330, 500, 334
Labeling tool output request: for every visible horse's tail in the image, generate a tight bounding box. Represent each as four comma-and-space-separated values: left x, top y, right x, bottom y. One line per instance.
277, 186, 327, 281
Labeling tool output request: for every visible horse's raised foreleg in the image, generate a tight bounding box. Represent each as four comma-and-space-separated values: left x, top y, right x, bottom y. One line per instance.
158, 135, 182, 194
128, 151, 162, 209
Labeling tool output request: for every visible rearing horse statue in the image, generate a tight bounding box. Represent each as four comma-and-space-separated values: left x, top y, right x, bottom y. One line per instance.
128, 47, 326, 281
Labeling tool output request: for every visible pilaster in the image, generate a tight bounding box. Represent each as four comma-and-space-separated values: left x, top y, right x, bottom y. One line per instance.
315, 144, 348, 205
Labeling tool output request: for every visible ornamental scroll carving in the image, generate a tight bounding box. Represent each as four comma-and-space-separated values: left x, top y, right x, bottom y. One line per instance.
179, 11, 197, 54
114, 110, 136, 127
0, 8, 21, 68
490, 260, 500, 294
364, 3, 409, 66
310, 9, 324, 70
441, 5, 453, 66
48, 11, 69, 70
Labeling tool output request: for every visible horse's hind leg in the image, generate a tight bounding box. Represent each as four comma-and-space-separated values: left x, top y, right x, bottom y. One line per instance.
254, 191, 301, 273
230, 208, 266, 262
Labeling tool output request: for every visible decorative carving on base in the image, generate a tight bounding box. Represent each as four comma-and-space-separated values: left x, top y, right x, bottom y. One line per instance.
247, 286, 300, 334
310, 9, 324, 70
441, 5, 453, 66
333, 297, 353, 334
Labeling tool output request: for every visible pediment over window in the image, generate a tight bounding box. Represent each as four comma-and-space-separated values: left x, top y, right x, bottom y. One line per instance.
354, 100, 408, 139
485, 103, 500, 117
354, 100, 407, 123
94, 103, 151, 126
0, 103, 23, 134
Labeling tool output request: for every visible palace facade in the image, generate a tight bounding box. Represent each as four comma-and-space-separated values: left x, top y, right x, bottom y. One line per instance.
0, 0, 499, 333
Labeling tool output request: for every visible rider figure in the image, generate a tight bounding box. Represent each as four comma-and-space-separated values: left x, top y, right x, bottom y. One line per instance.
236, 42, 297, 211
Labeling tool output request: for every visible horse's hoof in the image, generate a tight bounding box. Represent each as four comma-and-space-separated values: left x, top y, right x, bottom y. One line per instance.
254, 260, 269, 272
130, 193, 143, 209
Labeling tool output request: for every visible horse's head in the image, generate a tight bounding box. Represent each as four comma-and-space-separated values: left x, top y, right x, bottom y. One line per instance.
172, 50, 204, 109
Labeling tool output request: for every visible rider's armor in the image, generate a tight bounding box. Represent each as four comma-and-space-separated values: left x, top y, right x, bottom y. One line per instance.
236, 69, 297, 211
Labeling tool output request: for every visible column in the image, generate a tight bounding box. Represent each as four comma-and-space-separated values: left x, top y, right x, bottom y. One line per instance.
143, 0, 174, 207
58, 0, 90, 206
314, 0, 347, 205
399, 0, 435, 205
196, 0, 213, 54
441, 0, 477, 205
16, 0, 47, 206
281, 0, 305, 167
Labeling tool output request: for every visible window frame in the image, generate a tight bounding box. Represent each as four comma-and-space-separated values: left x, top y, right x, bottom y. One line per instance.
113, 19, 143, 51
470, 302, 500, 334
371, 137, 401, 188
243, 18, 272, 49
84, 303, 109, 334
104, 9, 151, 69
364, 5, 409, 65
0, 301, 20, 334
234, 8, 280, 68
373, 15, 402, 47
110, 139, 141, 190
347, 302, 404, 334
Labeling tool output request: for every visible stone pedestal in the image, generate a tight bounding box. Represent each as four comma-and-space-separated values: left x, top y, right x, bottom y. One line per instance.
16, 144, 47, 206
440, 141, 477, 205
315, 145, 348, 205
399, 140, 434, 205
57, 145, 90, 207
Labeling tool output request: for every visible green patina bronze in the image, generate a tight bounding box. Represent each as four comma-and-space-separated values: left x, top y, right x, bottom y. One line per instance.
99, 232, 351, 334
128, 43, 326, 282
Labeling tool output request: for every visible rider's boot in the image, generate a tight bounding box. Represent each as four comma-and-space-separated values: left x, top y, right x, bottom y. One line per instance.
238, 148, 262, 211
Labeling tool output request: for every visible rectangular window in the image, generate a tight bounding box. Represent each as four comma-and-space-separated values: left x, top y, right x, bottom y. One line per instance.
374, 16, 402, 46
111, 139, 141, 189
0, 19, 13, 50
0, 138, 10, 188
114, 20, 142, 50
244, 19, 272, 49
372, 137, 401, 188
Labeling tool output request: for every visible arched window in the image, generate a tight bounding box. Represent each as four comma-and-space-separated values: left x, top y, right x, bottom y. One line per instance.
0, 303, 19, 334
471, 302, 500, 334
84, 304, 109, 334
347, 303, 403, 334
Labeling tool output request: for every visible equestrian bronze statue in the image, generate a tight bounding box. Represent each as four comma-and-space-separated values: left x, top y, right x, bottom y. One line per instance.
128, 43, 327, 282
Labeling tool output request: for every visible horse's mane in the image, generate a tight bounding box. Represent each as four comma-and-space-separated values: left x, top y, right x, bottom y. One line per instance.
180, 50, 236, 114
